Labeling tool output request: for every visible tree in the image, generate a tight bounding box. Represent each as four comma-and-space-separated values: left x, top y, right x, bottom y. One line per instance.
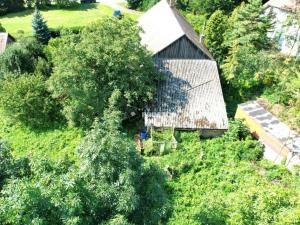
126, 0, 142, 9
188, 0, 243, 16
204, 10, 228, 63
0, 0, 25, 16
0, 92, 169, 224
221, 0, 272, 97
0, 74, 60, 128
47, 17, 160, 128
32, 7, 51, 44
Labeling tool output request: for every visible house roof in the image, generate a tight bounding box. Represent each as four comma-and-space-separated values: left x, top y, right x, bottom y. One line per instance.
0, 33, 15, 53
144, 59, 228, 129
138, 0, 214, 59
264, 0, 299, 12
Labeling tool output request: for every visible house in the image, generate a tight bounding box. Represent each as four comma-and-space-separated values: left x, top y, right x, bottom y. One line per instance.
235, 101, 300, 169
138, 0, 228, 137
264, 0, 300, 56
0, 32, 15, 54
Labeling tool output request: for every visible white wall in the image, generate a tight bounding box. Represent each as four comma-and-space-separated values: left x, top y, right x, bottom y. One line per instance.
265, 7, 300, 56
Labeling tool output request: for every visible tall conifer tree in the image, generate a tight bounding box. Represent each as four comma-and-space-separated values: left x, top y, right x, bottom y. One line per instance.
32, 7, 51, 44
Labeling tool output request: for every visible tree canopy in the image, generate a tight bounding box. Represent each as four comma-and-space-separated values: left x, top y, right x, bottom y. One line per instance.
47, 17, 160, 127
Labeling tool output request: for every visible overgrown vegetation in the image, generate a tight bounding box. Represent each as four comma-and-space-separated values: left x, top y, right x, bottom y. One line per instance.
150, 121, 300, 224
0, 0, 299, 224
0, 93, 170, 224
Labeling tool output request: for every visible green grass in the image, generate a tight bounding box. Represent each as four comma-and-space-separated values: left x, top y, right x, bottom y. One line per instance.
0, 114, 83, 161
0, 3, 140, 37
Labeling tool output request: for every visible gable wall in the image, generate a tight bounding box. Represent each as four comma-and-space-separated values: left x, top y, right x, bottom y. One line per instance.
155, 36, 209, 59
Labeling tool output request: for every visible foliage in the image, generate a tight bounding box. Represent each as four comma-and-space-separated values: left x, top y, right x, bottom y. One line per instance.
127, 0, 142, 9
0, 0, 25, 16
185, 13, 206, 34
47, 17, 160, 128
221, 0, 272, 97
188, 0, 243, 16
0, 114, 83, 160
148, 120, 300, 225
0, 140, 30, 189
204, 10, 228, 63
32, 7, 51, 44
0, 93, 169, 224
0, 23, 6, 32
0, 37, 45, 78
0, 74, 59, 128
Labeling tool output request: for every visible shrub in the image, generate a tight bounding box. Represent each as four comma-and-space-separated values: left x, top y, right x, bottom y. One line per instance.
0, 38, 45, 78
0, 23, 6, 32
0, 74, 59, 128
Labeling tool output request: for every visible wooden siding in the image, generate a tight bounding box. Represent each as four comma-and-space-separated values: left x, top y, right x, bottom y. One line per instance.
155, 36, 209, 59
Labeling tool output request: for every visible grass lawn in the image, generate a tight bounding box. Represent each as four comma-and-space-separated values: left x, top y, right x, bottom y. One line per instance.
0, 3, 140, 37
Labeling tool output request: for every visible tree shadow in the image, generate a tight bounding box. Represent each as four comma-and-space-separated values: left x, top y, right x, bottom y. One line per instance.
146, 60, 190, 114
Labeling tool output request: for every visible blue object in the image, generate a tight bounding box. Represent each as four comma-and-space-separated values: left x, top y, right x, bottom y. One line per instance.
113, 10, 122, 18
140, 131, 147, 140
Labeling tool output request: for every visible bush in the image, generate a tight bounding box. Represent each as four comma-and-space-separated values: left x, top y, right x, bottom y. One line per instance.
0, 23, 6, 32
0, 74, 59, 128
0, 38, 45, 78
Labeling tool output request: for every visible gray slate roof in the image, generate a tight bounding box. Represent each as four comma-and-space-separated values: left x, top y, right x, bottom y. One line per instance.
138, 0, 213, 59
0, 33, 14, 53
145, 59, 228, 129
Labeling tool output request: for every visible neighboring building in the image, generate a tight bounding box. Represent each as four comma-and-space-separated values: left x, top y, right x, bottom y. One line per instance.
0, 32, 15, 54
236, 101, 300, 169
138, 0, 228, 136
264, 0, 300, 56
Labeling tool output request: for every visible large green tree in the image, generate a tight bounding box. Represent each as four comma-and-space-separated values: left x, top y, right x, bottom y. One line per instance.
221, 0, 272, 96
47, 17, 160, 128
204, 10, 228, 64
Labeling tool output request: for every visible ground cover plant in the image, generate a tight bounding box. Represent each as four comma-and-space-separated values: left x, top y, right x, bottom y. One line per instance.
149, 121, 300, 225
